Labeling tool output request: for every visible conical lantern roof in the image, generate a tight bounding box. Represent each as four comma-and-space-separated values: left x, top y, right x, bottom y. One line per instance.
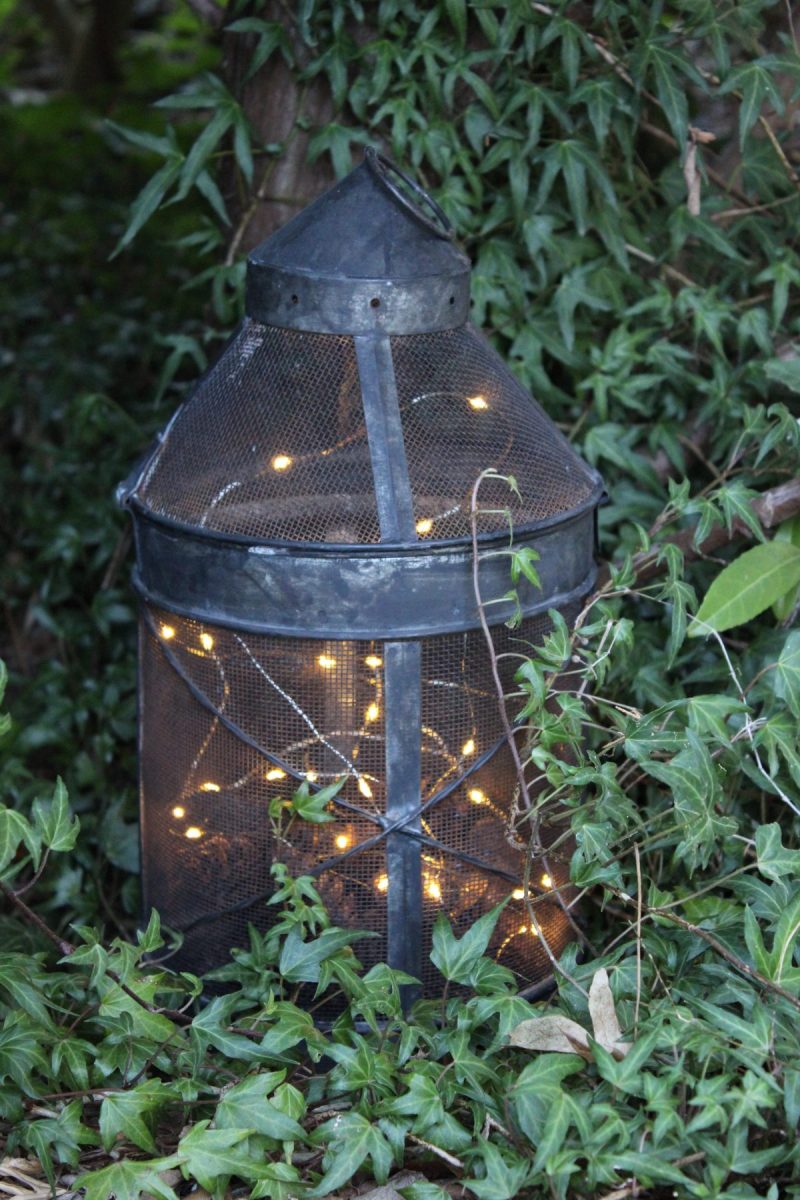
245, 150, 471, 334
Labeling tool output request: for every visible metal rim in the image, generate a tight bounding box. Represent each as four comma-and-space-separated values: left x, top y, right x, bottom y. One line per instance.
125, 476, 605, 555
366, 148, 454, 241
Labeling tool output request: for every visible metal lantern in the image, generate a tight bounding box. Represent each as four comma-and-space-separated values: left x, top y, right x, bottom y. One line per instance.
120, 151, 603, 997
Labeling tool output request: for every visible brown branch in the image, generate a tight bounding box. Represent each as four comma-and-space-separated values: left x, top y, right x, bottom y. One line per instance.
0, 878, 191, 1025
596, 477, 800, 589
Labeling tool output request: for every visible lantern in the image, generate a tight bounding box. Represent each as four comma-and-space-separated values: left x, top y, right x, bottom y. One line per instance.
119, 151, 603, 998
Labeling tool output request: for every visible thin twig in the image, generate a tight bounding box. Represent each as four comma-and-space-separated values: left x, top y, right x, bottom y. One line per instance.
633, 842, 642, 1037
0, 878, 192, 1025
470, 472, 590, 996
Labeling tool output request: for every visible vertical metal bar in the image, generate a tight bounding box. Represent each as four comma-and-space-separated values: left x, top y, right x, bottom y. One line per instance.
355, 332, 422, 1006
384, 639, 422, 1005
354, 334, 416, 542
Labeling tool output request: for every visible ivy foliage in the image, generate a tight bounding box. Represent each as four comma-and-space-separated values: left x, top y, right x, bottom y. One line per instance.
3, 0, 800, 1196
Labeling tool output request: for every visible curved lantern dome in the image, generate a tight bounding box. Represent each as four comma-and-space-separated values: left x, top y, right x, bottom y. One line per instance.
122, 150, 604, 999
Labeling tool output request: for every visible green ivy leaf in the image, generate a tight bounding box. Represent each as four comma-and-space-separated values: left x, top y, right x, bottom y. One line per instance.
79, 1156, 180, 1200
99, 1080, 174, 1153
774, 631, 800, 716
308, 1111, 394, 1197
214, 1072, 305, 1142
430, 901, 507, 984
688, 542, 800, 635
31, 777, 79, 853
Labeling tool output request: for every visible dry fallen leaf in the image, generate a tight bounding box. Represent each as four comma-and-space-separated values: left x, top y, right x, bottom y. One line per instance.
588, 967, 633, 1059
508, 967, 632, 1062
508, 1014, 592, 1060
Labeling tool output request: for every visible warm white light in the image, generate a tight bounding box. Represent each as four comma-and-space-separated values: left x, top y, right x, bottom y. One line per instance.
185, 826, 204, 840
365, 655, 383, 669
358, 777, 373, 799
335, 833, 350, 850
541, 873, 553, 889
425, 878, 442, 901
200, 782, 220, 793
172, 805, 185, 819
519, 924, 539, 937
365, 702, 380, 723
376, 874, 389, 893
271, 454, 292, 472
160, 624, 176, 640
199, 633, 214, 651
306, 770, 318, 783
415, 517, 433, 535
317, 654, 336, 670
468, 394, 488, 410
513, 887, 525, 900
468, 787, 488, 805
461, 738, 476, 756
266, 768, 286, 781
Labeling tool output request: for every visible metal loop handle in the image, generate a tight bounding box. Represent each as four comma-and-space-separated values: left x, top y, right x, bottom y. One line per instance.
366, 148, 454, 240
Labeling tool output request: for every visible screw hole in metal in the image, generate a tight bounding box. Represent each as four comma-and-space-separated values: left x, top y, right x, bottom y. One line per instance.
365, 147, 454, 241
370, 297, 381, 308
291, 294, 299, 305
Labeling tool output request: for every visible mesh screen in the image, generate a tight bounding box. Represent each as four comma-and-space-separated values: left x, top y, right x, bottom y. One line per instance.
138, 320, 381, 543
392, 325, 596, 539
140, 606, 575, 989
135, 320, 595, 546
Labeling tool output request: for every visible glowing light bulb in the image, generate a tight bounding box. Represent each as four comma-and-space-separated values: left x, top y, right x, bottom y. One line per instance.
541, 873, 553, 889
266, 768, 286, 781
199, 633, 214, 651
519, 924, 539, 937
200, 782, 220, 793
461, 738, 476, 756
185, 826, 204, 840
468, 394, 488, 410
335, 833, 350, 850
513, 887, 525, 900
468, 787, 488, 805
376, 874, 389, 893
317, 654, 336, 670
172, 805, 185, 819
160, 624, 176, 640
365, 655, 383, 669
365, 702, 380, 723
271, 454, 292, 472
415, 517, 433, 535
425, 878, 442, 901
306, 770, 318, 783
358, 777, 373, 799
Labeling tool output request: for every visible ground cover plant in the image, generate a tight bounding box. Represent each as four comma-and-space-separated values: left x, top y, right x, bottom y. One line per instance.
2, 0, 800, 1196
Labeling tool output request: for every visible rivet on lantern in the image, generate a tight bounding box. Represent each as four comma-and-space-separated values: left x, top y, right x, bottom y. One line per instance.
118, 148, 604, 1004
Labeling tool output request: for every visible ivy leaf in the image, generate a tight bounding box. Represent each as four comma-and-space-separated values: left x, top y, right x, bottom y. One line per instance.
278, 926, 372, 984
214, 1072, 305, 1142
79, 1157, 180, 1200
511, 1054, 585, 1145
463, 1139, 531, 1199
772, 515, 800, 619
688, 542, 800, 635
0, 806, 39, 875
430, 901, 507, 984
176, 1122, 267, 1192
99, 1081, 173, 1153
289, 778, 343, 823
308, 1112, 394, 1197
774, 631, 800, 716
764, 356, 800, 393
641, 731, 735, 871
31, 777, 79, 853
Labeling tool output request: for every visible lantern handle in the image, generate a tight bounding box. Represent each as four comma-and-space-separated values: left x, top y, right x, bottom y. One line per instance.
366, 148, 454, 240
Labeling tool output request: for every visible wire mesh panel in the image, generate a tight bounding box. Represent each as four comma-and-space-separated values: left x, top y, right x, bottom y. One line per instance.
140, 604, 574, 989
391, 325, 598, 540
138, 320, 381, 544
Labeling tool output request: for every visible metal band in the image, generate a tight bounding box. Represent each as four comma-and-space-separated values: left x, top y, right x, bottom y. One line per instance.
355, 334, 417, 541
130, 505, 598, 640
384, 641, 423, 1002
245, 266, 470, 335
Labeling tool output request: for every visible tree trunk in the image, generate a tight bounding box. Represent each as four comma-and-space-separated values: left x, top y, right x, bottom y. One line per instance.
221, 2, 336, 254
